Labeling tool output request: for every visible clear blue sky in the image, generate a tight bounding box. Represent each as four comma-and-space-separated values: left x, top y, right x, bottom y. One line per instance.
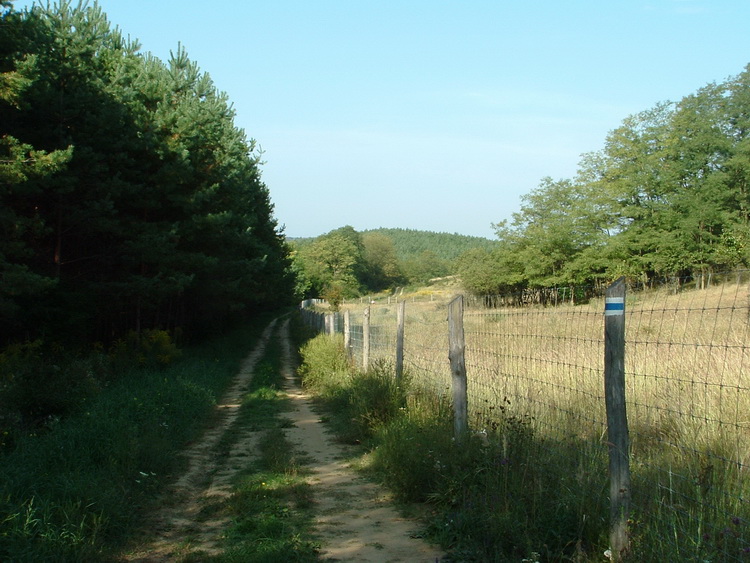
15, 0, 750, 239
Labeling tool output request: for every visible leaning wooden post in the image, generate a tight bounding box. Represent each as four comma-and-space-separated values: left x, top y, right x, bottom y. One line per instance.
395, 300, 405, 380
344, 310, 352, 361
448, 295, 468, 442
604, 277, 631, 561
363, 306, 371, 371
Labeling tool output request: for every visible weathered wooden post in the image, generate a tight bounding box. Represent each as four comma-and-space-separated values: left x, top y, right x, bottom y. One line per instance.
448, 295, 468, 441
604, 277, 630, 561
325, 313, 333, 335
363, 306, 371, 371
344, 310, 352, 361
395, 300, 405, 380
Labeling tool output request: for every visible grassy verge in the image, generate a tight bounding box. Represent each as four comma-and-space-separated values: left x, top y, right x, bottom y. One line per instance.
0, 315, 274, 562
297, 331, 612, 562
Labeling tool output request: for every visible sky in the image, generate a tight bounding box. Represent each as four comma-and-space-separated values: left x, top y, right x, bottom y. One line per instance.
14, 1, 750, 239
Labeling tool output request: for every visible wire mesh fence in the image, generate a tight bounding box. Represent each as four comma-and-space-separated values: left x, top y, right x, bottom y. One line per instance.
300, 271, 750, 559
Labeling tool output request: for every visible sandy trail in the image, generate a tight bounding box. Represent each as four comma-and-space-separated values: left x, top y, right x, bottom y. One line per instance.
122, 317, 442, 562
278, 319, 443, 562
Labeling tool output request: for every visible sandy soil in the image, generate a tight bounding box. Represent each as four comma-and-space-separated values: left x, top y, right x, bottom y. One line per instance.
122, 317, 443, 562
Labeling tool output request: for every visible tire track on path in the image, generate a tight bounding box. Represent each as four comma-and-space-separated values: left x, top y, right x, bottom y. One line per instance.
123, 319, 278, 562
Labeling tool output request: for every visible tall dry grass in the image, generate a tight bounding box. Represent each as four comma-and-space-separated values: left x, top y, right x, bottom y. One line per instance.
335, 277, 750, 559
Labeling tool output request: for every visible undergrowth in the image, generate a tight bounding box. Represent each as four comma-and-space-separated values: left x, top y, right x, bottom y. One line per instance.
0, 316, 274, 562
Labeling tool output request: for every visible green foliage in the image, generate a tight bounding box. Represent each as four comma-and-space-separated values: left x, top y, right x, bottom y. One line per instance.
297, 332, 611, 561
367, 393, 454, 503
344, 361, 409, 439
292, 226, 496, 297
0, 341, 106, 428
297, 334, 351, 394
361, 231, 406, 290
293, 227, 363, 298
0, 1, 293, 346
464, 63, 750, 296
362, 227, 497, 263
363, 227, 496, 286
109, 329, 182, 370
298, 335, 407, 442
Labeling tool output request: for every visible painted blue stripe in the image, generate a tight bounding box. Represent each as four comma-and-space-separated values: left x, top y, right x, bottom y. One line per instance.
605, 302, 624, 311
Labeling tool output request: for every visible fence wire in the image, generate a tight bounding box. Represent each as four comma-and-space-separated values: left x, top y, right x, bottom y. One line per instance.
302, 272, 750, 559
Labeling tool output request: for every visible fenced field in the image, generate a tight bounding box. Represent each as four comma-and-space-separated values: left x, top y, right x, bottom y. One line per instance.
300, 272, 750, 560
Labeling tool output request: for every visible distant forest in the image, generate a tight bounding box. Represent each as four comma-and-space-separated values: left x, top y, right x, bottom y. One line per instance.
291, 227, 493, 303
0, 2, 294, 346
360, 228, 496, 262
459, 64, 750, 296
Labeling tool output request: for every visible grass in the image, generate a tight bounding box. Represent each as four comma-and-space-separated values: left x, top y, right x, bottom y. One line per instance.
301, 277, 750, 561
0, 314, 277, 562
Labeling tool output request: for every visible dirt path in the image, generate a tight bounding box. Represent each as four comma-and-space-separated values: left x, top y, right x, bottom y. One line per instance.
278, 319, 443, 562
122, 317, 442, 562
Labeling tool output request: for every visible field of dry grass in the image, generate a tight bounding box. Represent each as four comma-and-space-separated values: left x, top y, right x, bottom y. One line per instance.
324, 277, 750, 557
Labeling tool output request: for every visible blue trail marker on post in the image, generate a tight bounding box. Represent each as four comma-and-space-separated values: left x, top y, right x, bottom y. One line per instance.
604, 278, 630, 561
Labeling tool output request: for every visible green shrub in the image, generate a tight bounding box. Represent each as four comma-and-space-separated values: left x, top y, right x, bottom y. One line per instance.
344, 360, 409, 438
110, 328, 182, 370
297, 334, 350, 395
368, 392, 454, 503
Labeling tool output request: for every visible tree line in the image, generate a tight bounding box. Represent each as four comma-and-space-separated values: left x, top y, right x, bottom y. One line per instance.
0, 1, 294, 346
459, 65, 750, 296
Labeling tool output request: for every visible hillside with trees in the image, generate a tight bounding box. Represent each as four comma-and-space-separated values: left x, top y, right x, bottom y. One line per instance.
291, 226, 495, 302
360, 227, 497, 262
0, 1, 293, 346
459, 65, 750, 296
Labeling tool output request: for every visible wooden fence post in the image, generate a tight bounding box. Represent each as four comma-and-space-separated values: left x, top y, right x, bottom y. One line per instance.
396, 300, 405, 380
363, 306, 371, 371
448, 295, 468, 441
604, 277, 630, 561
344, 310, 351, 361
325, 313, 333, 335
